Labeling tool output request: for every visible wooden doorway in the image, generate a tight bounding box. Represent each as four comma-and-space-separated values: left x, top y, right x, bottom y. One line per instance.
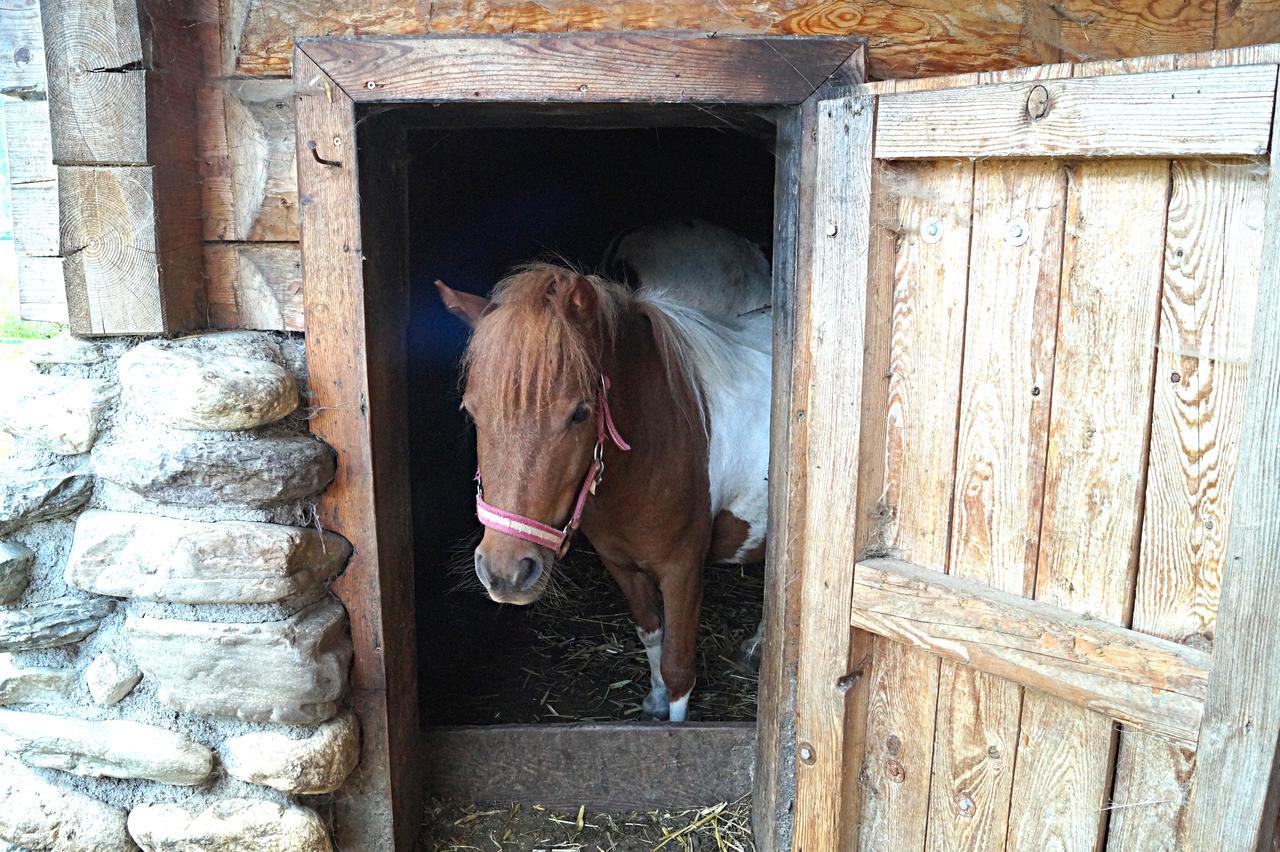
293, 33, 864, 850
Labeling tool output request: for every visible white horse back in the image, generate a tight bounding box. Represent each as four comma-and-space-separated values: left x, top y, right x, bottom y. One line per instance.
613, 221, 772, 562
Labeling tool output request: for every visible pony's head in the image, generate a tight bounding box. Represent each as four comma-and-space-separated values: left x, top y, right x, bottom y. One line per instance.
437, 265, 624, 605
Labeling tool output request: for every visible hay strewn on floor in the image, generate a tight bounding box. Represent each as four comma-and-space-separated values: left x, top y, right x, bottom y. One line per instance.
418, 797, 754, 851
440, 551, 762, 724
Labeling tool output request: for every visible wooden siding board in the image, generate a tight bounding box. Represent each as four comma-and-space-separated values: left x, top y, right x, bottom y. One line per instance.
1184, 90, 1280, 852
204, 242, 305, 331
853, 157, 974, 851
790, 92, 874, 852
1108, 158, 1268, 851
1006, 159, 1168, 851
874, 65, 1278, 159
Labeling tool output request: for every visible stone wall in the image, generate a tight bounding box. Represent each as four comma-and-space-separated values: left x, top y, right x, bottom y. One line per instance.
0, 331, 356, 852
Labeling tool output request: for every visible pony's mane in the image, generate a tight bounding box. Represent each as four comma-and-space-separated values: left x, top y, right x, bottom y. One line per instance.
461, 262, 710, 428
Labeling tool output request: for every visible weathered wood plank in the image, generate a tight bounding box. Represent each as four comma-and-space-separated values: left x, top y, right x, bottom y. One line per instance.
201, 79, 300, 241
1006, 159, 1168, 851
204, 242, 304, 331
0, 0, 47, 95
1217, 0, 1280, 53
1185, 89, 1280, 852
1108, 159, 1267, 851
301, 33, 863, 104
753, 100, 815, 852
294, 48, 419, 852
853, 158, 973, 850
15, 256, 66, 324
850, 559, 1210, 746
875, 65, 1278, 159
926, 157, 1066, 849
218, 0, 1236, 81
3, 97, 58, 258
423, 722, 755, 809
790, 93, 874, 852
39, 0, 147, 164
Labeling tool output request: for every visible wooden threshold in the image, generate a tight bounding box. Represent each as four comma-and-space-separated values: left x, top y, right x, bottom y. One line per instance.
850, 558, 1211, 746
422, 722, 756, 810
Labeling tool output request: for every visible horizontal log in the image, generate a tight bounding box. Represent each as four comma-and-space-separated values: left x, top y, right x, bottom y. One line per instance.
204, 243, 304, 331
850, 558, 1211, 746
874, 64, 1279, 159
422, 722, 755, 809
300, 33, 862, 104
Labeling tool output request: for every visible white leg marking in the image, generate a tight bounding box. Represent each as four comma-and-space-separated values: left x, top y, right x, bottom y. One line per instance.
668, 692, 691, 723
637, 626, 669, 718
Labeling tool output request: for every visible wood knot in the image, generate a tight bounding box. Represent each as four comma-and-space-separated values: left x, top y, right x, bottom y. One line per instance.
1027, 85, 1051, 120
884, 758, 906, 783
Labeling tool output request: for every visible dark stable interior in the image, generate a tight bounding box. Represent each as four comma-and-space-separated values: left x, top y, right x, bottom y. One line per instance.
405, 124, 776, 725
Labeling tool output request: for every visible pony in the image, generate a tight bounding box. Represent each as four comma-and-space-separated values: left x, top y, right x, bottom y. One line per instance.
436, 220, 772, 722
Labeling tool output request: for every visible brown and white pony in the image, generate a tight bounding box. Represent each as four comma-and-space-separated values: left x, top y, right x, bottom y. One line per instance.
436, 220, 771, 722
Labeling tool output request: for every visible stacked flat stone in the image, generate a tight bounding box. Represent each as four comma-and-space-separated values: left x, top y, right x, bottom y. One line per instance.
0, 333, 355, 852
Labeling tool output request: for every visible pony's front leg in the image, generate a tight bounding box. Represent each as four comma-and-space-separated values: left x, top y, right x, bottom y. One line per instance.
603, 561, 668, 719
659, 565, 703, 723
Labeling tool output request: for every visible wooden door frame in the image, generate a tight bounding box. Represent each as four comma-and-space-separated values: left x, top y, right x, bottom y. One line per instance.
294, 32, 865, 851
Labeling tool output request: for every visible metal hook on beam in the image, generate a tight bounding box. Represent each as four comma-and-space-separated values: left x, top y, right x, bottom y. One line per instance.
307, 140, 342, 168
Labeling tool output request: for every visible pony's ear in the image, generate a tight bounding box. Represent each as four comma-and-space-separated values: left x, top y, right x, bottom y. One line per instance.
435, 280, 490, 329
550, 273, 597, 321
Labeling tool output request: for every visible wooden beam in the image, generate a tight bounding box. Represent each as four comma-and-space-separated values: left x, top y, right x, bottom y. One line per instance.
294, 47, 420, 851
1186, 80, 1280, 852
299, 34, 863, 104
39, 0, 206, 335
204, 243, 304, 331
850, 559, 1211, 747
423, 722, 755, 809
874, 64, 1279, 159
789, 92, 875, 852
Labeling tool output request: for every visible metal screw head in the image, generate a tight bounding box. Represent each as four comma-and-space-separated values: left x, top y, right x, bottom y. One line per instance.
1171, 372, 1182, 383
1031, 386, 1041, 397
579, 84, 589, 93
1027, 84, 1051, 120
921, 217, 943, 244
798, 742, 817, 765
958, 795, 976, 815
332, 136, 342, 147
825, 222, 839, 237
366, 80, 379, 90
1004, 217, 1030, 246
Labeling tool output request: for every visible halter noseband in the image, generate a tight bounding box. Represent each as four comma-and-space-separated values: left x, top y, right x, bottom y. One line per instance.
474, 376, 631, 558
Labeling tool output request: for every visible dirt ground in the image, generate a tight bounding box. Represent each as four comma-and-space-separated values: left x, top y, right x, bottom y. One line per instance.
417, 798, 754, 851
422, 552, 763, 725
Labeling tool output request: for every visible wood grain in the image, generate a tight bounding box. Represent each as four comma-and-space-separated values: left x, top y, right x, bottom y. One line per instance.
851, 558, 1210, 745
1184, 94, 1280, 852
302, 33, 862, 104
294, 48, 420, 851
853, 158, 974, 851
874, 64, 1278, 159
790, 93, 874, 852
927, 158, 1066, 851
204, 242, 304, 331
39, 0, 147, 164
753, 100, 815, 852
4, 98, 58, 258
423, 722, 755, 809
0, 0, 47, 94
15, 256, 66, 324
201, 79, 300, 241
1108, 159, 1268, 851
1006, 160, 1168, 851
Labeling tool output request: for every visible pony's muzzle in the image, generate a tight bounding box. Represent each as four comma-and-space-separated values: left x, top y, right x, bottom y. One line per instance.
474, 548, 546, 603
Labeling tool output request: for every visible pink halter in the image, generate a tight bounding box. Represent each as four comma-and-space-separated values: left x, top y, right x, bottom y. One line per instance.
475, 376, 631, 558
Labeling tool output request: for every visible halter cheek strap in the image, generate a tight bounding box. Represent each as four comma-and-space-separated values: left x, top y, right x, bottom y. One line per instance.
474, 376, 631, 558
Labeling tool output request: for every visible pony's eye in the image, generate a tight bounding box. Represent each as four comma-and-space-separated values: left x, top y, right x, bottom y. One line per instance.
570, 403, 590, 425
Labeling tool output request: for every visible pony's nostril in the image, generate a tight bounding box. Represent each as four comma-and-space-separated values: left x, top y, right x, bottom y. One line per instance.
474, 552, 491, 586
516, 557, 543, 590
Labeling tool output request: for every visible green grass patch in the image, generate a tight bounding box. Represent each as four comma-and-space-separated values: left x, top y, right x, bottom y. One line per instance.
0, 318, 62, 340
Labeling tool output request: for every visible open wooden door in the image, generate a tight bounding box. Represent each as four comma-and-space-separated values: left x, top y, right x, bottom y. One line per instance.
777, 45, 1280, 852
